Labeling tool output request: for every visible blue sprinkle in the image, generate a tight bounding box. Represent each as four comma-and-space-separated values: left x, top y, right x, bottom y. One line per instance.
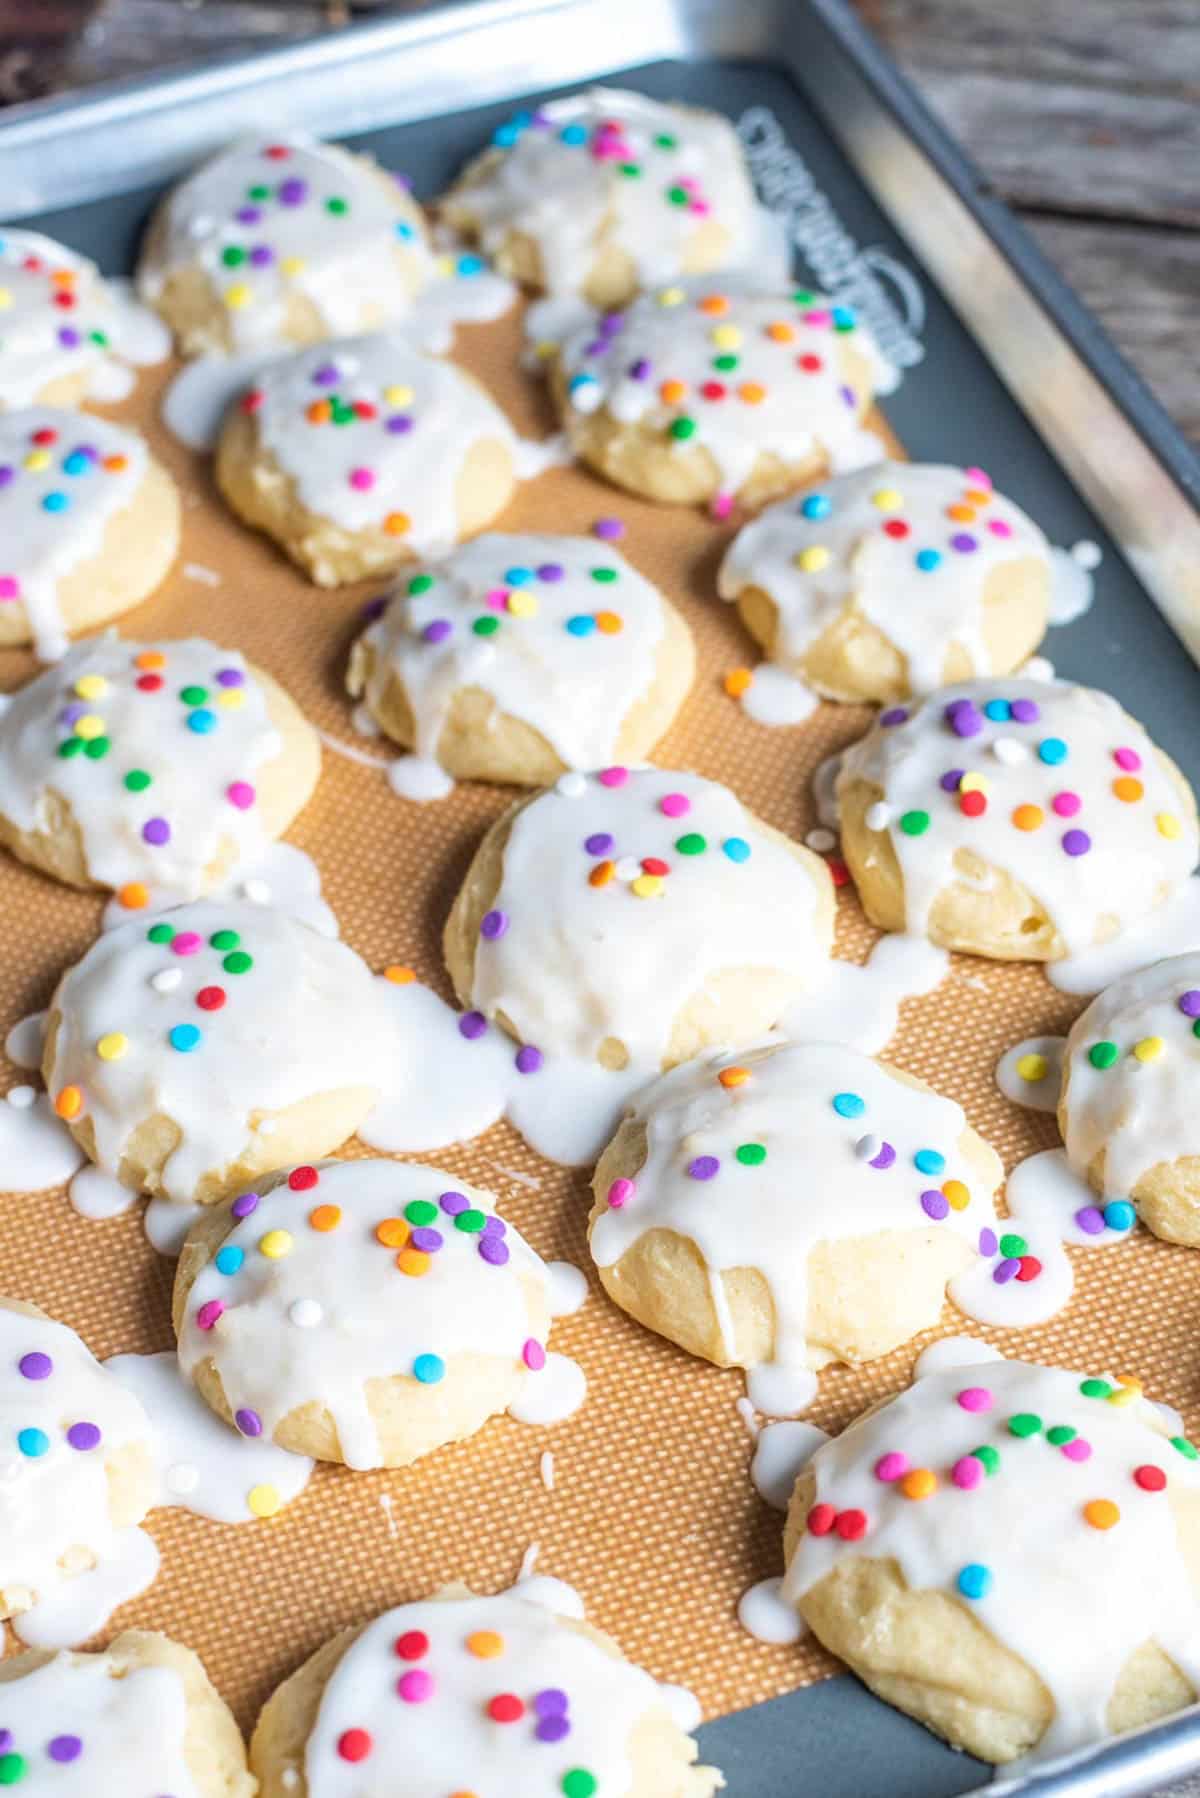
42, 491, 69, 513
983, 700, 1011, 722
1038, 737, 1068, 765
956, 1563, 993, 1600
395, 222, 414, 240
800, 493, 831, 520
560, 123, 588, 146
215, 1245, 245, 1276
169, 1023, 202, 1053
456, 253, 485, 276
493, 121, 523, 148
18, 1427, 49, 1458
568, 373, 597, 396
915, 548, 941, 572
1103, 1199, 1136, 1233
722, 836, 751, 864
62, 451, 92, 477
187, 708, 217, 734
914, 1149, 946, 1176
413, 1353, 445, 1384
565, 615, 595, 637
832, 1092, 865, 1119
831, 305, 856, 329
504, 566, 534, 586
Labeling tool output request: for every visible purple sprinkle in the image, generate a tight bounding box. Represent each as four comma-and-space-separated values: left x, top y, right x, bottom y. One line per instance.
537, 563, 565, 582
869, 1141, 896, 1170
950, 532, 978, 554
410, 1226, 443, 1252
536, 1716, 572, 1743
387, 414, 414, 434
593, 517, 624, 540
1010, 698, 1040, 724
688, 1155, 720, 1181
142, 817, 171, 846
839, 384, 856, 408
60, 701, 87, 726
940, 768, 964, 793
393, 170, 414, 189
1062, 828, 1092, 857
278, 177, 308, 205
1075, 1205, 1107, 1236
478, 1235, 510, 1266
18, 1352, 52, 1381
629, 358, 651, 381
584, 339, 608, 357
1179, 990, 1200, 1018
992, 1258, 1020, 1285
361, 596, 387, 624
585, 833, 614, 855
216, 667, 245, 687
249, 245, 274, 267
0, 466, 13, 489
232, 1191, 260, 1219
483, 1215, 507, 1237
311, 363, 339, 387
920, 1190, 950, 1221
480, 909, 508, 941
515, 1045, 543, 1074
235, 206, 262, 224
48, 1736, 82, 1764
439, 1190, 468, 1216
422, 619, 452, 645
945, 699, 983, 739
978, 1226, 998, 1256
879, 707, 908, 728
0, 1732, 10, 1753
66, 1421, 101, 1451
235, 1408, 263, 1438
72, 444, 98, 462
58, 326, 81, 348
458, 1010, 488, 1040
597, 312, 624, 337
534, 1688, 569, 1717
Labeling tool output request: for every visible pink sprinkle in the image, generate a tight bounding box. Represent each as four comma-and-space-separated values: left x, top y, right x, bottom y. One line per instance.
987, 519, 1013, 538
964, 466, 993, 490
1113, 747, 1143, 772
486, 588, 510, 611
710, 490, 734, 520
226, 781, 256, 810
523, 1338, 546, 1371
196, 1299, 225, 1331
956, 1386, 993, 1413
803, 309, 832, 328
349, 467, 375, 491
952, 1455, 984, 1490
172, 931, 203, 956
677, 176, 698, 192
598, 766, 628, 788
1051, 790, 1081, 818
660, 793, 690, 818
397, 1670, 435, 1703
874, 1452, 908, 1482
0, 576, 20, 600
1062, 1437, 1092, 1462
608, 1177, 635, 1209
689, 199, 711, 216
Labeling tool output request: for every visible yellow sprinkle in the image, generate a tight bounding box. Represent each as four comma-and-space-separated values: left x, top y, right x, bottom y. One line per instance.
280, 256, 306, 276
96, 1032, 128, 1062
217, 688, 246, 709
657, 286, 685, 307
0, 288, 11, 309
1133, 1036, 1164, 1063
710, 324, 742, 349
73, 714, 106, 741
74, 674, 108, 700
466, 1629, 504, 1659
385, 385, 414, 406
1015, 1053, 1048, 1083
507, 590, 538, 618
248, 1484, 281, 1518
718, 1066, 751, 1089
224, 283, 253, 310
631, 873, 664, 899
24, 449, 50, 472
533, 340, 557, 361
959, 771, 990, 795
723, 668, 753, 698
436, 255, 456, 278
795, 546, 830, 573
259, 1229, 293, 1260
871, 487, 903, 511
1157, 813, 1182, 839
1106, 1384, 1139, 1407
942, 1179, 970, 1211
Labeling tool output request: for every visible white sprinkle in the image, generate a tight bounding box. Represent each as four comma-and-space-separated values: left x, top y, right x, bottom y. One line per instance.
182, 561, 221, 587
615, 856, 641, 881
1022, 655, 1055, 682
336, 353, 360, 376
242, 878, 272, 904
855, 1132, 882, 1161
165, 1462, 200, 1496
6, 1085, 36, 1110
1071, 539, 1103, 569
569, 377, 602, 413
151, 968, 182, 993
805, 827, 836, 852
186, 213, 214, 239
289, 1298, 323, 1329
991, 736, 1028, 765
555, 772, 587, 798
281, 1769, 300, 1791
539, 1450, 555, 1491
864, 801, 892, 832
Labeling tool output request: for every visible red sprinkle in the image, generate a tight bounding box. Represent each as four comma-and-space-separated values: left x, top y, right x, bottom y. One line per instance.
337, 1729, 372, 1763
1134, 1464, 1167, 1492
240, 389, 264, 414
835, 1508, 868, 1541
701, 381, 726, 401
959, 790, 987, 818
807, 1503, 837, 1536
196, 986, 226, 1012
641, 857, 670, 876
798, 352, 823, 372
288, 1165, 319, 1191
487, 1694, 525, 1724
393, 1630, 429, 1661
32, 427, 58, 445
828, 857, 850, 887
136, 674, 164, 693
1015, 1255, 1042, 1282
353, 400, 378, 419
883, 519, 910, 539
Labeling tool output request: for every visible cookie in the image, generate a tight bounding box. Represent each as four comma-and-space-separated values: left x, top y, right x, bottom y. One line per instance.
590, 1040, 1002, 1386
781, 1357, 1200, 1764
442, 86, 764, 307
444, 767, 834, 1082
174, 1159, 554, 1469
347, 533, 695, 787
836, 678, 1198, 960
216, 333, 518, 585
0, 1298, 157, 1627
136, 134, 432, 357
0, 635, 320, 905
0, 228, 121, 410
0, 408, 179, 661
0, 1630, 254, 1795
550, 284, 889, 508
1058, 952, 1200, 1247
43, 902, 398, 1206
717, 463, 1051, 702
249, 1583, 720, 1797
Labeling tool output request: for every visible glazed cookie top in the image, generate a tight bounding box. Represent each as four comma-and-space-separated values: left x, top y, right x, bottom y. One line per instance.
0, 229, 115, 410
137, 134, 429, 351
301, 1588, 693, 1796
464, 767, 832, 1071
177, 1160, 550, 1470
0, 1304, 153, 1609
782, 1358, 1200, 1759
451, 87, 761, 296
717, 462, 1050, 692
351, 534, 669, 769
557, 284, 890, 498
591, 1040, 999, 1371
0, 636, 294, 901
239, 333, 516, 552
0, 1651, 199, 1794
1061, 952, 1200, 1198
0, 408, 149, 662
838, 678, 1199, 956
46, 902, 398, 1203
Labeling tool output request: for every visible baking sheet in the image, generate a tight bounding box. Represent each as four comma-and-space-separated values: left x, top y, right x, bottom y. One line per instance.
4, 43, 1200, 1798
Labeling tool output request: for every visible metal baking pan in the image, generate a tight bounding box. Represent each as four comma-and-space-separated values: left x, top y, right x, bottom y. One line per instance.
3, 2, 1200, 1792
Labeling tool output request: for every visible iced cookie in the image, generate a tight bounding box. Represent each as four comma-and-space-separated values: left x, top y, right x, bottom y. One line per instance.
1058, 952, 1200, 1247
836, 678, 1199, 960
216, 333, 518, 585
442, 86, 764, 307
0, 635, 320, 904
0, 408, 179, 661
347, 533, 695, 788
43, 901, 399, 1206
137, 134, 432, 357
590, 1041, 1002, 1402
0, 1298, 157, 1628
250, 1583, 720, 1797
445, 767, 834, 1083
781, 1357, 1200, 1764
0, 228, 122, 410
717, 463, 1051, 703
175, 1159, 554, 1468
551, 284, 889, 508
0, 1631, 254, 1795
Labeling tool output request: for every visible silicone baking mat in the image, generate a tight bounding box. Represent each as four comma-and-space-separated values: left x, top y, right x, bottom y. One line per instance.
5, 57, 1200, 1778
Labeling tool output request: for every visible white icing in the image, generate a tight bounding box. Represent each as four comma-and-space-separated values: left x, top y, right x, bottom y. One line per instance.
5, 1010, 46, 1068
106, 1349, 312, 1522
718, 462, 1050, 694
912, 1335, 1004, 1378
0, 1650, 199, 1793
995, 1034, 1066, 1112
177, 1160, 555, 1470
0, 229, 116, 408
744, 1363, 818, 1420
1048, 542, 1100, 626
450, 87, 763, 298
0, 1091, 84, 1190
751, 1420, 830, 1511
0, 407, 150, 661
782, 1358, 1200, 1762
591, 1040, 997, 1395
348, 534, 669, 780
144, 1196, 204, 1257
838, 677, 1199, 957
1048, 875, 1200, 996
545, 1261, 588, 1317
0, 635, 297, 900
737, 1576, 806, 1645
68, 1166, 138, 1220
98, 840, 338, 940
302, 1587, 701, 1796
506, 1353, 587, 1426
45, 900, 396, 1204
10, 1527, 160, 1652
101, 276, 171, 367
737, 664, 818, 727
386, 753, 456, 802
556, 282, 890, 495
812, 750, 842, 830
780, 933, 949, 1055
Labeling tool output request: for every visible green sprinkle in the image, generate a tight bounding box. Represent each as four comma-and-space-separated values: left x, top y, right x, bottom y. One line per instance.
792, 288, 815, 305
326, 196, 349, 215
124, 769, 152, 792
0, 1752, 27, 1785
666, 185, 690, 206
562, 1774, 598, 1798
712, 353, 739, 372
1172, 1436, 1200, 1461
619, 163, 642, 178
210, 929, 240, 951
89, 329, 109, 348
148, 923, 174, 943
736, 1143, 767, 1166
407, 573, 435, 595
1088, 1041, 1119, 1069
404, 1200, 438, 1226
590, 566, 618, 582
247, 184, 270, 201
999, 1233, 1028, 1259
180, 685, 208, 706
1007, 1413, 1042, 1438
223, 951, 253, 975
83, 736, 109, 760
57, 737, 84, 759
675, 833, 707, 855
971, 1445, 1000, 1475
653, 132, 678, 150
899, 810, 930, 836
473, 617, 500, 636
1046, 1425, 1076, 1446
1193, 1020, 1200, 1040
454, 1208, 486, 1234
1080, 1378, 1112, 1399
221, 246, 246, 267
669, 416, 696, 441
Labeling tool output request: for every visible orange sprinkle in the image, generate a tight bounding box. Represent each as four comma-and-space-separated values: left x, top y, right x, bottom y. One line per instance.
102, 453, 128, 473
384, 512, 411, 537
1012, 803, 1044, 832
589, 859, 615, 888
54, 1085, 83, 1121
466, 1630, 504, 1659
942, 1179, 970, 1211
397, 1247, 431, 1277
118, 881, 150, 910
1113, 776, 1144, 803
724, 667, 753, 698
901, 1468, 938, 1500
306, 399, 331, 424
384, 964, 416, 984
376, 1217, 409, 1249
738, 382, 766, 405
765, 321, 795, 342
51, 270, 76, 287
718, 1066, 751, 1089
595, 611, 623, 634
965, 487, 992, 506
134, 650, 166, 671
309, 1204, 342, 1232
947, 502, 976, 522
659, 378, 687, 405
1084, 1498, 1120, 1531
698, 294, 729, 315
